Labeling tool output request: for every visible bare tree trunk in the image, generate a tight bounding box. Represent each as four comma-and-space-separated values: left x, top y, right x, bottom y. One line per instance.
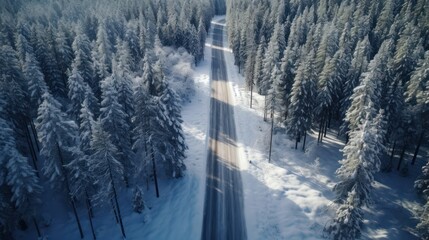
250, 81, 253, 109
86, 197, 96, 240
397, 144, 407, 171
111, 199, 119, 223
263, 96, 268, 121
57, 144, 84, 239
24, 125, 39, 177
411, 131, 424, 165
302, 131, 307, 151
33, 217, 41, 238
268, 109, 274, 162
30, 119, 40, 152
108, 165, 126, 239
86, 190, 94, 218
150, 143, 160, 198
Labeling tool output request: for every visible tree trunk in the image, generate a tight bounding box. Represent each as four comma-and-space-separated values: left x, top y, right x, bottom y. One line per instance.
25, 126, 39, 177
32, 217, 41, 238
86, 198, 96, 240
397, 144, 407, 171
295, 136, 299, 150
57, 144, 84, 239
263, 96, 268, 121
323, 117, 328, 137
150, 143, 160, 198
390, 141, 396, 160
411, 131, 424, 165
111, 199, 119, 223
268, 110, 274, 162
302, 131, 307, 151
318, 116, 324, 143
108, 165, 126, 239
250, 81, 253, 109
30, 119, 40, 152
86, 190, 94, 218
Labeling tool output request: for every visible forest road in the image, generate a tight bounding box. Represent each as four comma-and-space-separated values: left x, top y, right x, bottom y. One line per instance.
201, 18, 247, 240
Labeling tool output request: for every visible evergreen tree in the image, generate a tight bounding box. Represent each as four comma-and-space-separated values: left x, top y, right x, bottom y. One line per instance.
345, 39, 392, 133
0, 109, 41, 217
100, 73, 134, 186
253, 38, 266, 93
197, 17, 206, 64
286, 51, 317, 147
0, 45, 29, 121
72, 28, 96, 98
158, 84, 187, 177
35, 92, 80, 186
132, 186, 145, 214
23, 53, 48, 115
93, 21, 113, 81
327, 111, 386, 238
67, 67, 88, 121
88, 120, 126, 237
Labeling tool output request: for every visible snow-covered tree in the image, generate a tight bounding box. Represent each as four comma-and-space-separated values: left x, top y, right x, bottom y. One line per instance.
286, 51, 317, 147
23, 53, 48, 115
327, 110, 386, 238
158, 84, 187, 178
72, 27, 96, 97
132, 186, 145, 214
253, 38, 266, 93
35, 92, 80, 186
325, 189, 363, 240
93, 21, 113, 81
344, 39, 392, 133
0, 107, 41, 216
100, 73, 134, 186
415, 161, 429, 198
67, 67, 88, 121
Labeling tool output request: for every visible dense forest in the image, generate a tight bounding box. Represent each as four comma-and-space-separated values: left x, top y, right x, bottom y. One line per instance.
227, 0, 429, 239
0, 0, 226, 239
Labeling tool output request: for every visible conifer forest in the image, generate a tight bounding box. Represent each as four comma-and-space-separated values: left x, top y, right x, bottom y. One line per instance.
1, 0, 429, 239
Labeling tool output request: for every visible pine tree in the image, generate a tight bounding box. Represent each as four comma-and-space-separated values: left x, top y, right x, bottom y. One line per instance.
325, 189, 363, 240
0, 45, 29, 121
253, 38, 266, 93
345, 39, 392, 133
132, 186, 145, 214
197, 17, 206, 64
89, 120, 126, 237
72, 28, 96, 98
340, 36, 371, 135
93, 21, 113, 81
23, 53, 48, 115
259, 21, 284, 95
35, 92, 80, 186
0, 107, 41, 217
286, 51, 317, 148
326, 110, 386, 238
67, 67, 88, 121
415, 160, 429, 198
100, 74, 134, 186
158, 84, 187, 178
78, 98, 95, 155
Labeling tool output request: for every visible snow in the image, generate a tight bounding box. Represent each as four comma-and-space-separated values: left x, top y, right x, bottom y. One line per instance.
15, 15, 426, 240
219, 15, 425, 240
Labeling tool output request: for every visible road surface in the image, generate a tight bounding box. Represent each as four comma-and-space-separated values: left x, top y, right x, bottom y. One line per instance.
201, 19, 247, 240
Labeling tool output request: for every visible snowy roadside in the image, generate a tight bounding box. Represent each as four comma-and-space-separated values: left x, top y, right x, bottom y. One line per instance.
220, 16, 422, 240
135, 17, 215, 240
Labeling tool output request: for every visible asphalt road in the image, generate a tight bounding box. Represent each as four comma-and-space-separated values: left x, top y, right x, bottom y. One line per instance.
201, 19, 247, 240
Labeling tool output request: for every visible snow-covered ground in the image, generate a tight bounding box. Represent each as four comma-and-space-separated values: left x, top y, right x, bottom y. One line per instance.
15, 15, 426, 240
219, 15, 425, 240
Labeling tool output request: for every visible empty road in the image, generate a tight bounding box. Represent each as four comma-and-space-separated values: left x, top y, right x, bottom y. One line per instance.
201, 19, 247, 240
